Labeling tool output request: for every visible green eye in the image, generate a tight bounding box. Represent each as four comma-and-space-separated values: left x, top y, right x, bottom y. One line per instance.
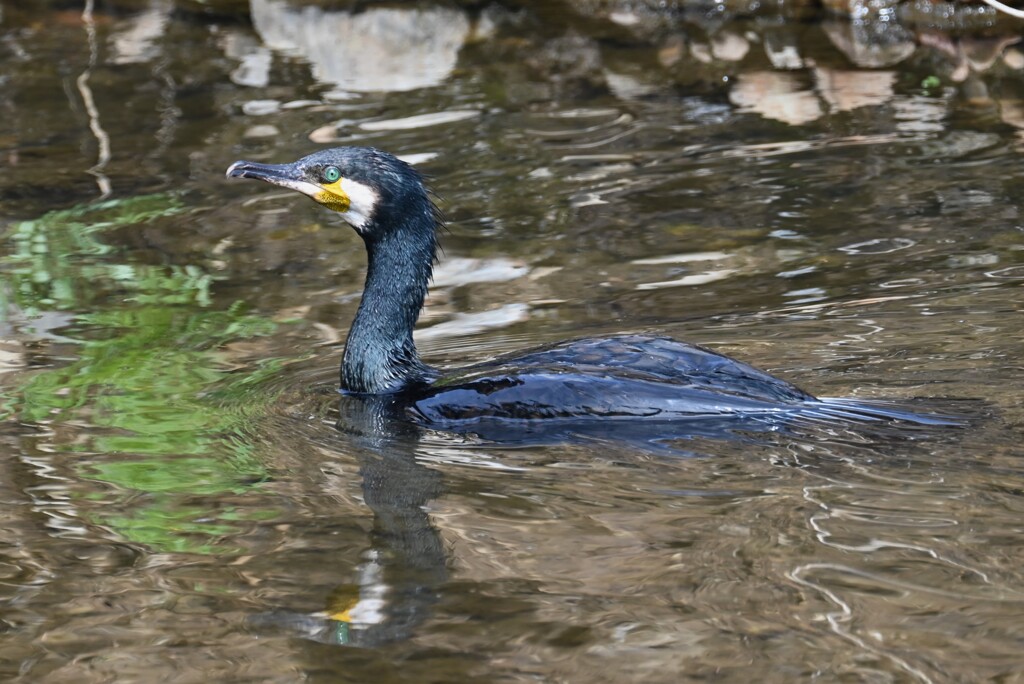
323, 166, 341, 183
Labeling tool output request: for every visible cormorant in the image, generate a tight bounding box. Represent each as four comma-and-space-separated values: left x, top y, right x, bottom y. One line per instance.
226, 147, 958, 434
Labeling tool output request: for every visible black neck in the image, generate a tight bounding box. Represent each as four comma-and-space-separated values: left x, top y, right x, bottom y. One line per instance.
341, 204, 437, 394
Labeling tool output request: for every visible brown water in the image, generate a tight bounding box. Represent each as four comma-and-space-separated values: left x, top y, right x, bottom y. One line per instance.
1, 1, 1023, 682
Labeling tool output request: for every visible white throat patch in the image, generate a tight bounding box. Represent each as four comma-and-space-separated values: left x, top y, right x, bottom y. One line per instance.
339, 178, 379, 232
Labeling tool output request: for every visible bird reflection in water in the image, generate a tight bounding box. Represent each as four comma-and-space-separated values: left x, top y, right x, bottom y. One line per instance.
249, 393, 445, 647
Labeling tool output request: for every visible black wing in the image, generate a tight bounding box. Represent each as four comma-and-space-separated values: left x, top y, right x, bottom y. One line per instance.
409, 335, 816, 424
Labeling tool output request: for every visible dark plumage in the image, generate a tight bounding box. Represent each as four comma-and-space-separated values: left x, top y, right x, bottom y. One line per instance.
227, 147, 962, 435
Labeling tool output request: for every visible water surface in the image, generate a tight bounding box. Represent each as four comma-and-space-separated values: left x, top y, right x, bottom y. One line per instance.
0, 1, 1022, 682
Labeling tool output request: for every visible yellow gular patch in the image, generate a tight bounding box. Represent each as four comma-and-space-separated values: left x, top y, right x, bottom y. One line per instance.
327, 607, 353, 623
325, 586, 359, 622
315, 179, 351, 212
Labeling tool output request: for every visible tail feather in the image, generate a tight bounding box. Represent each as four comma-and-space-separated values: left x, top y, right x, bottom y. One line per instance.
805, 397, 978, 428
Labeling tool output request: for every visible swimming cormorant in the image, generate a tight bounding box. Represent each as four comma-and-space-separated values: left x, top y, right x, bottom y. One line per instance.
226, 147, 957, 433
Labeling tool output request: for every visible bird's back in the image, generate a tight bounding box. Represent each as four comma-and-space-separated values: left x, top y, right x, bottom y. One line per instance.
408, 335, 817, 426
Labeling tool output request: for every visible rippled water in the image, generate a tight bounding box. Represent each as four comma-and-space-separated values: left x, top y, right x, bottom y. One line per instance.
1, 1, 1023, 681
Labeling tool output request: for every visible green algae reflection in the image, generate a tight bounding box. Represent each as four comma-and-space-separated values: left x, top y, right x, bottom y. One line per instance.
2, 195, 287, 555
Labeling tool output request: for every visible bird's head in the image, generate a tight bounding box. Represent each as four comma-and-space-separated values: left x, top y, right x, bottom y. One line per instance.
226, 147, 430, 236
